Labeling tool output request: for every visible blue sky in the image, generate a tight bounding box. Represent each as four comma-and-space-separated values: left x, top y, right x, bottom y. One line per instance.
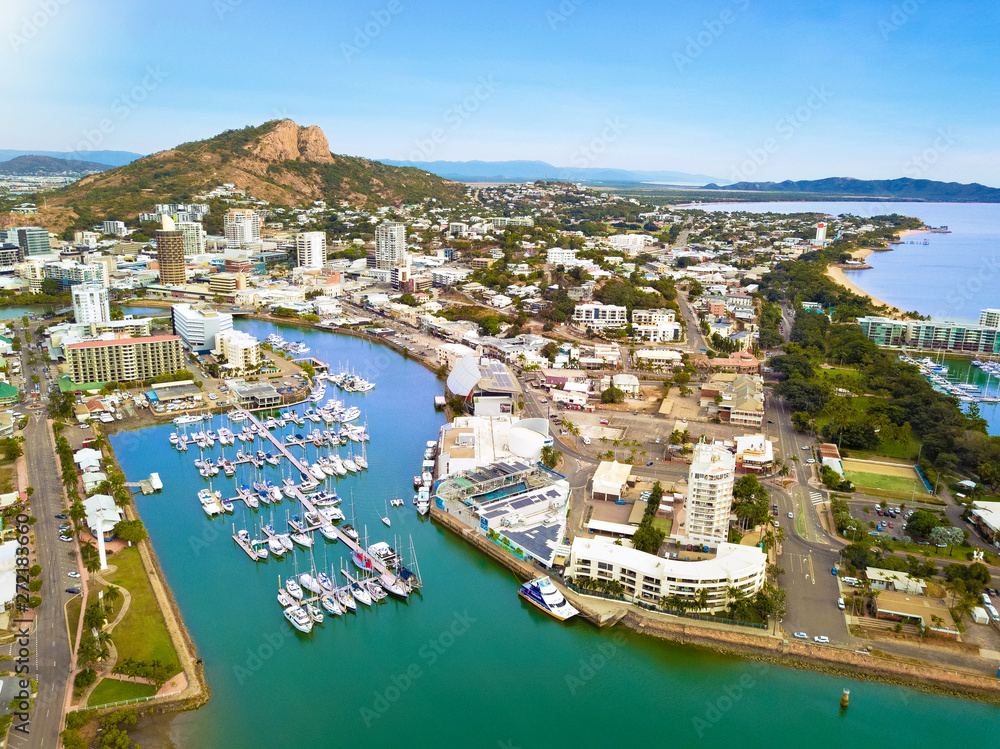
3, 0, 999, 184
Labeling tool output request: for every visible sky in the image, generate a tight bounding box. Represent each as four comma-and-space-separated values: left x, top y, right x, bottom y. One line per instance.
3, 0, 999, 185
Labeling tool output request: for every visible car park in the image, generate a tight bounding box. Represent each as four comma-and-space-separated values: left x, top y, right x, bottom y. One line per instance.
793, 632, 808, 639
813, 635, 830, 644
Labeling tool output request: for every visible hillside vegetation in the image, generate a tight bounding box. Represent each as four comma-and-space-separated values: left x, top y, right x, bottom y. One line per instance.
36, 120, 465, 232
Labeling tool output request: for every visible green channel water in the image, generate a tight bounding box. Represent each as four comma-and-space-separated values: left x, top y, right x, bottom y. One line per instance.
110, 320, 1000, 748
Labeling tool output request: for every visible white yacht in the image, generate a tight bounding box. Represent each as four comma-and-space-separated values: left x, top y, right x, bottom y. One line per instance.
283, 605, 313, 633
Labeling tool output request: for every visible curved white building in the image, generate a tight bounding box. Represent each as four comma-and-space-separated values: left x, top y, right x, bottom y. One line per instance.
567, 537, 766, 613
508, 418, 551, 463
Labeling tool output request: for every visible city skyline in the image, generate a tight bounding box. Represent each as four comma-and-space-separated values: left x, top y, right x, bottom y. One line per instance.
3, 0, 999, 185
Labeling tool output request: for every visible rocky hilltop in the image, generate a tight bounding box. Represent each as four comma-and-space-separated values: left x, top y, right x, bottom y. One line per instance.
35, 120, 464, 233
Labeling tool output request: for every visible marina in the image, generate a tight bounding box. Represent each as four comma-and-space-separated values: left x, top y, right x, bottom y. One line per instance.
110, 317, 1000, 749
169, 396, 423, 631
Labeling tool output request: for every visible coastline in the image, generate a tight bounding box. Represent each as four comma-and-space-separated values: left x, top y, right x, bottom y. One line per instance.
823, 227, 934, 316
429, 506, 1000, 707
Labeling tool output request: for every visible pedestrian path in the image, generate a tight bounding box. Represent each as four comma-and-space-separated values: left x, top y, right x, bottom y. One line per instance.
810, 490, 824, 506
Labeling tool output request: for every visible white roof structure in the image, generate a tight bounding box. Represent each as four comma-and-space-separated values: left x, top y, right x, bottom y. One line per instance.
0, 540, 16, 607
74, 448, 103, 467
734, 434, 773, 462
570, 537, 766, 584
446, 356, 482, 397
83, 494, 123, 537
593, 461, 632, 499
971, 503, 1000, 533
866, 567, 927, 595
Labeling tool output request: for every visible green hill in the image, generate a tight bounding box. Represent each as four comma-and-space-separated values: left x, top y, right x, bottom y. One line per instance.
39, 120, 465, 232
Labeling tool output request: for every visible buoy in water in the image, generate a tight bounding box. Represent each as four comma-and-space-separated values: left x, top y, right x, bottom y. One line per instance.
840, 688, 850, 708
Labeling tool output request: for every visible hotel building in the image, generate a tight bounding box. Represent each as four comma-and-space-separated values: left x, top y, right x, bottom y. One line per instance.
66, 335, 184, 384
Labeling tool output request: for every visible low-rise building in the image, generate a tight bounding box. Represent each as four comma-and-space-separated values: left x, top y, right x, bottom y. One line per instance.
633, 348, 682, 371
735, 434, 774, 473
572, 302, 627, 330
592, 460, 632, 502
567, 537, 766, 612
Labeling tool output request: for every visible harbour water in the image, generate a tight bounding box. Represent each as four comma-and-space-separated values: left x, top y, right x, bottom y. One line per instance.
694, 201, 1000, 434
109, 318, 999, 747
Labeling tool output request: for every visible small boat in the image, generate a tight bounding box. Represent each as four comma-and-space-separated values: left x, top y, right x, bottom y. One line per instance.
350, 581, 372, 606
518, 576, 579, 621
285, 579, 304, 600
341, 524, 359, 543
299, 573, 323, 595
317, 572, 334, 591
291, 532, 313, 548
284, 605, 313, 633
268, 537, 286, 556
320, 593, 343, 616
381, 497, 391, 527
277, 589, 294, 607
337, 587, 357, 612
306, 602, 324, 624
366, 579, 387, 602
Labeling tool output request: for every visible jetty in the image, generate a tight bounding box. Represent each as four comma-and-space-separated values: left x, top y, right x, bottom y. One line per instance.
240, 410, 314, 479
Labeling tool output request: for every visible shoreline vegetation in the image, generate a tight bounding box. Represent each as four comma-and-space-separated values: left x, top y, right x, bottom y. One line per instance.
824, 228, 933, 316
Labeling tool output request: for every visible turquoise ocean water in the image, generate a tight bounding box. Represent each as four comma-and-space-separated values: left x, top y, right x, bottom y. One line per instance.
109, 318, 1000, 748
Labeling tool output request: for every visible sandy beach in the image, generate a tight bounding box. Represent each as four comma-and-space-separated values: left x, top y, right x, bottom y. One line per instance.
824, 263, 902, 314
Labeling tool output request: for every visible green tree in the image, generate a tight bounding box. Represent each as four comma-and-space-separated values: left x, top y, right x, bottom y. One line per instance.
600, 386, 625, 404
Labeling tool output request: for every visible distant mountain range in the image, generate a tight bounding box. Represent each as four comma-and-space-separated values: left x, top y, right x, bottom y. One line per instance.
38, 120, 465, 232
0, 155, 111, 175
378, 159, 721, 185
0, 149, 143, 168
702, 177, 1000, 203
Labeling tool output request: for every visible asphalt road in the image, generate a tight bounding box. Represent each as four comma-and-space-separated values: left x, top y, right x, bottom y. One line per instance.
4, 322, 75, 748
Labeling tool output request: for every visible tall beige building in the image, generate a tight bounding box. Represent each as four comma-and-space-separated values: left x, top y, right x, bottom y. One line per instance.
156, 216, 186, 285
685, 442, 736, 545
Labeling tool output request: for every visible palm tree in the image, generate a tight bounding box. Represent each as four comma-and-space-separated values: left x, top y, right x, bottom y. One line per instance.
695, 587, 709, 612
104, 584, 122, 613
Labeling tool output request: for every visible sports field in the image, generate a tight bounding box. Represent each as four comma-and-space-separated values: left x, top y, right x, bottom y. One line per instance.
844, 470, 920, 493
841, 458, 924, 494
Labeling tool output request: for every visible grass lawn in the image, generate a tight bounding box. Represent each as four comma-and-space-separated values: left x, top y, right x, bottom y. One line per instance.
87, 677, 157, 707
0, 462, 14, 494
846, 470, 922, 494
887, 540, 993, 563
66, 594, 85, 652
651, 517, 672, 535
105, 548, 181, 676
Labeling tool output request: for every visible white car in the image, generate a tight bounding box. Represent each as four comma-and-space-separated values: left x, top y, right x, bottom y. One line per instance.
813, 635, 829, 644
806, 458, 816, 464
787, 512, 793, 519
793, 631, 808, 639
801, 445, 810, 450
67, 571, 81, 579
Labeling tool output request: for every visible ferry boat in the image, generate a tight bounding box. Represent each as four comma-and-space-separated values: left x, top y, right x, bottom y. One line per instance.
518, 576, 579, 621
283, 605, 313, 633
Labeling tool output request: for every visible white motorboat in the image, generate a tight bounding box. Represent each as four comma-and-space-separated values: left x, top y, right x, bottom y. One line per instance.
284, 605, 313, 633
277, 589, 294, 607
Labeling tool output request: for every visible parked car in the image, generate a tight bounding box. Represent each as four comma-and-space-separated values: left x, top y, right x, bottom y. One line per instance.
54, 513, 67, 519
838, 598, 845, 610
65, 588, 80, 595
67, 572, 81, 579
599, 419, 610, 425
787, 512, 793, 519
813, 635, 830, 644
58, 535, 73, 543
806, 458, 816, 464
793, 632, 808, 639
